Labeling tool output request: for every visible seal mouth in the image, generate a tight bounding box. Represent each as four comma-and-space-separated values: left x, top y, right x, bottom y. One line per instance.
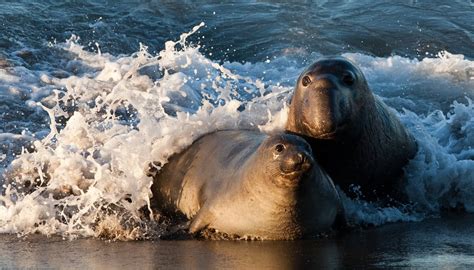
280, 154, 313, 179
281, 171, 301, 178
312, 122, 349, 139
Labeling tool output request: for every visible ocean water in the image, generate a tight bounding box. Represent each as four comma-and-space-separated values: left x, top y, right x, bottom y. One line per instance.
0, 0, 473, 257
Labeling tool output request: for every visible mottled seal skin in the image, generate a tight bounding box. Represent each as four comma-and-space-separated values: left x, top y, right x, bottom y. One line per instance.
149, 130, 343, 240
286, 57, 417, 200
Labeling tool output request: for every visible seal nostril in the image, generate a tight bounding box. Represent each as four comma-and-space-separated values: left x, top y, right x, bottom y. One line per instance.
302, 75, 312, 87
297, 153, 304, 164
342, 72, 355, 86
275, 144, 285, 153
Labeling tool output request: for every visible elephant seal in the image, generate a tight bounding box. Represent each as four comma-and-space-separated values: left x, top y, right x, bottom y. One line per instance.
286, 57, 417, 201
148, 130, 343, 240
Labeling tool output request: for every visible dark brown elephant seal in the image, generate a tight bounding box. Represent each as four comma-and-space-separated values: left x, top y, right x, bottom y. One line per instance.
287, 57, 417, 201
148, 130, 343, 240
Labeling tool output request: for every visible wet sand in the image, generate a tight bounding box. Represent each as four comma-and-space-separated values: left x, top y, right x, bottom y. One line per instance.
1, 214, 473, 269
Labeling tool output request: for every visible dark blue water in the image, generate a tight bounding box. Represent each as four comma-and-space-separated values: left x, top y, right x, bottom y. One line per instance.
1, 0, 472, 64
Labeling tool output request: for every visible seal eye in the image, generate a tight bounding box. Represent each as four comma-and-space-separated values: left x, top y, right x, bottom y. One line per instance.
342, 72, 355, 86
301, 75, 312, 87
275, 144, 285, 153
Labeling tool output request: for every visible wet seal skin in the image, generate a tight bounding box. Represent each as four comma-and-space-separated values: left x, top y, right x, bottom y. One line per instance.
286, 57, 418, 201
147, 130, 344, 240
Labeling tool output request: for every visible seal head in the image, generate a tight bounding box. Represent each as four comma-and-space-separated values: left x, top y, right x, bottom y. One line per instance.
262, 134, 314, 187
288, 57, 373, 140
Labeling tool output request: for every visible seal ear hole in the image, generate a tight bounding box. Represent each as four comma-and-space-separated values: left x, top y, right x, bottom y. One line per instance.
275, 144, 285, 153
341, 72, 355, 86
302, 75, 312, 87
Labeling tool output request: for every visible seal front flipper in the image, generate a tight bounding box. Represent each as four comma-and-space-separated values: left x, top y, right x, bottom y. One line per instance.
188, 205, 214, 234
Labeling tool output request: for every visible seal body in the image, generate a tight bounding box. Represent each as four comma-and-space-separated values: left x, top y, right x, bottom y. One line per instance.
150, 130, 342, 240
286, 57, 417, 200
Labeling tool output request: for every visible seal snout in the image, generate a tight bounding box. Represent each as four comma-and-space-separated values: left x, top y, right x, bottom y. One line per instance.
267, 135, 314, 181
280, 150, 313, 178
293, 152, 311, 172
301, 75, 351, 138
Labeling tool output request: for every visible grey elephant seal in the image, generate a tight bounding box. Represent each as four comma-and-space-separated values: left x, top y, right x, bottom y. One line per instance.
287, 57, 417, 200
148, 130, 343, 240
